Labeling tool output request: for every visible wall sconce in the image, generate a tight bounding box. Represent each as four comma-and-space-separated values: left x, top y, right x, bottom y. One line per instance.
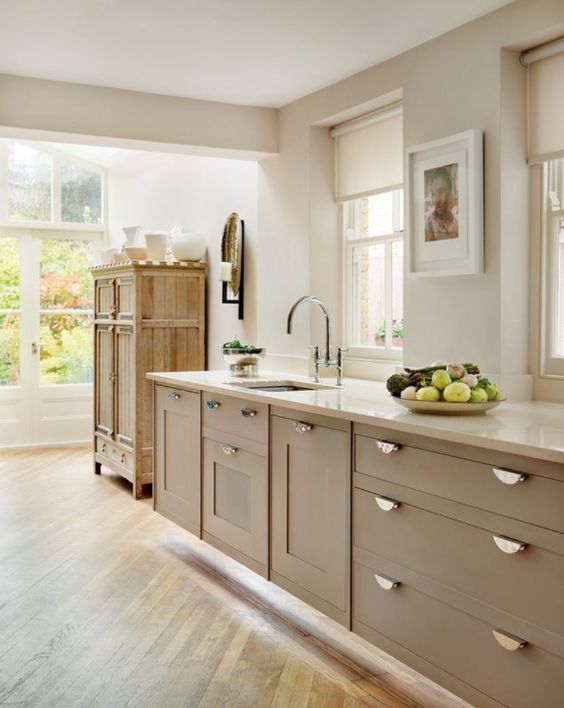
221, 212, 244, 320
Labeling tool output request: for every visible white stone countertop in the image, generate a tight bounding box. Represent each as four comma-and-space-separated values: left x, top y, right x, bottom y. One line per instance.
147, 370, 564, 464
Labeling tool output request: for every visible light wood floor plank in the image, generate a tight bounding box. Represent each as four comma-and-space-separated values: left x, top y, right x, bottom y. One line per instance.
0, 447, 466, 708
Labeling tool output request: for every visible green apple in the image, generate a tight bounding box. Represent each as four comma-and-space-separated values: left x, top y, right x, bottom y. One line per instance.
470, 387, 488, 403
416, 386, 440, 402
484, 383, 501, 401
431, 369, 451, 391
443, 382, 472, 403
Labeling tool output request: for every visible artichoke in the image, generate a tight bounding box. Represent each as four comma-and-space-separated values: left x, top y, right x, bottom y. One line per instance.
386, 373, 410, 397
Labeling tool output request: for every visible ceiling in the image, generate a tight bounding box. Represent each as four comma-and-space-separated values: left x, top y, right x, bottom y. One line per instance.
0, 0, 514, 108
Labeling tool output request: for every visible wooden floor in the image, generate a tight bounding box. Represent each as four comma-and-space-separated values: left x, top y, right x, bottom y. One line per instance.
0, 447, 467, 708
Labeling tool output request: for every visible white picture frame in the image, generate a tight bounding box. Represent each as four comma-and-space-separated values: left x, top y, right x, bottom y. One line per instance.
405, 129, 483, 277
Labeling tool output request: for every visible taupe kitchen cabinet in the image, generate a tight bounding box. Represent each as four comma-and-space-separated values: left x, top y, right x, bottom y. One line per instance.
153, 384, 201, 535
201, 392, 269, 577
92, 262, 206, 498
271, 407, 351, 626
353, 423, 564, 708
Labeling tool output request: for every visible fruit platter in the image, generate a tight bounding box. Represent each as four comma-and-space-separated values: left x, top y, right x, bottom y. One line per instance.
386, 361, 504, 415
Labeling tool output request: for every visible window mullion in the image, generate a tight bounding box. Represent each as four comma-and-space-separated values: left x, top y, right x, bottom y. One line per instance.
52, 155, 62, 225
384, 239, 393, 349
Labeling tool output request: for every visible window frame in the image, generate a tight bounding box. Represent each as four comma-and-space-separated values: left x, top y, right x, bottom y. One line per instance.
0, 140, 106, 231
341, 187, 404, 362
540, 159, 564, 378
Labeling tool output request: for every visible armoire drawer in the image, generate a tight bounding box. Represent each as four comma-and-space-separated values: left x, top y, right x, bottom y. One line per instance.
354, 486, 564, 636
355, 432, 564, 533
202, 392, 268, 445
95, 437, 133, 470
353, 560, 564, 708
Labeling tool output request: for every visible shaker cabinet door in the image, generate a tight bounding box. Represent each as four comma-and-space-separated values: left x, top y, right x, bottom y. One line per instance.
271, 414, 350, 624
202, 438, 268, 574
154, 384, 201, 536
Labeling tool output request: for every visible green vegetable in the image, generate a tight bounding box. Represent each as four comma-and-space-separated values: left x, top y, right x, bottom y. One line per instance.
386, 373, 410, 397
222, 338, 243, 349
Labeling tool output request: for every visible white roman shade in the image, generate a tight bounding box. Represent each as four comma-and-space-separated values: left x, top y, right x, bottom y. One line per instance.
332, 107, 402, 201
528, 50, 564, 163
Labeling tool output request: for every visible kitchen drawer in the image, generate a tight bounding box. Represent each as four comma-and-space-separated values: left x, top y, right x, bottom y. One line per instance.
354, 486, 564, 637
202, 437, 268, 575
96, 437, 133, 470
202, 392, 268, 445
355, 431, 564, 534
353, 560, 564, 708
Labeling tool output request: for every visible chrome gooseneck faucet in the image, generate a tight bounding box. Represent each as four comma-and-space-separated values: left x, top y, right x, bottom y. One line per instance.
286, 296, 348, 386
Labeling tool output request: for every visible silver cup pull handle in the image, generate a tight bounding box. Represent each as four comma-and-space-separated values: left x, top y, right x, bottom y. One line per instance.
374, 494, 400, 512
492, 628, 527, 651
295, 421, 313, 434
375, 439, 400, 454
241, 408, 257, 418
493, 467, 526, 485
493, 535, 527, 554
374, 573, 400, 590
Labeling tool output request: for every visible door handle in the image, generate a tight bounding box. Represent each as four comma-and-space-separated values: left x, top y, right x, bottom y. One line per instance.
492, 628, 527, 651
374, 573, 401, 590
31, 342, 46, 354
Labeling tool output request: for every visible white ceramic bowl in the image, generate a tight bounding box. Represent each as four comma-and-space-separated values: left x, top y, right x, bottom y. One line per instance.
172, 232, 206, 261
124, 246, 147, 260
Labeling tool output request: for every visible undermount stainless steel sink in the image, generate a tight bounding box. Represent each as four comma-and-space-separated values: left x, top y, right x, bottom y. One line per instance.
228, 380, 337, 393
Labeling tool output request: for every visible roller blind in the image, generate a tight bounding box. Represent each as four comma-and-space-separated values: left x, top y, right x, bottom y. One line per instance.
333, 110, 402, 201
528, 51, 564, 163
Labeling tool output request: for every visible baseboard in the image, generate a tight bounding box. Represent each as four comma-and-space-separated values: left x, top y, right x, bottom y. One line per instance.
0, 439, 91, 451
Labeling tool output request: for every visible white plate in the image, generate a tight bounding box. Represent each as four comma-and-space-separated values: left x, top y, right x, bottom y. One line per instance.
392, 397, 504, 415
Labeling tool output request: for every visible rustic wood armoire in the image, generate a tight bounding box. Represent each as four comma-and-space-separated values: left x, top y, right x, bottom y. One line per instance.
90, 261, 206, 498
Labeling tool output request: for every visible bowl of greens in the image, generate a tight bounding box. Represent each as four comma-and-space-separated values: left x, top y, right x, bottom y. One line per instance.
222, 339, 266, 376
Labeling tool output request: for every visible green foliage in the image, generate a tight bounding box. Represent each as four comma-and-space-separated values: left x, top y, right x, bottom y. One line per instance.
0, 237, 95, 386
375, 319, 404, 341
61, 163, 102, 224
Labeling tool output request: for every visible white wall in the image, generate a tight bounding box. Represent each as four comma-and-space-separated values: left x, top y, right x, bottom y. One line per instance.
107, 152, 258, 370
257, 0, 564, 397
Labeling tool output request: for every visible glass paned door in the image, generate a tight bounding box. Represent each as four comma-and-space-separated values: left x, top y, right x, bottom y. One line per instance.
0, 231, 100, 446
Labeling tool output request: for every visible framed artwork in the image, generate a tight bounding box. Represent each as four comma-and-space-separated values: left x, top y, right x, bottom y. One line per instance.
406, 129, 483, 277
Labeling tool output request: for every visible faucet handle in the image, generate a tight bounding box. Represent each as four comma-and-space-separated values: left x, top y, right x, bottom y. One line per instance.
337, 347, 350, 361
307, 344, 320, 360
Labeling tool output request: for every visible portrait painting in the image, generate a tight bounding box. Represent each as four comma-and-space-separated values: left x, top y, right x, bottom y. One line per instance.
424, 163, 459, 242
406, 130, 483, 277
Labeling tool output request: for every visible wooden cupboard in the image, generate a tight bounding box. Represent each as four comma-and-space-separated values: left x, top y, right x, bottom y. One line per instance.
270, 407, 351, 626
92, 262, 206, 498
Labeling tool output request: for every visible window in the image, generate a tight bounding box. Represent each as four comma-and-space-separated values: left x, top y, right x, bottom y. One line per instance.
332, 102, 403, 361
1, 140, 104, 227
343, 189, 403, 355
541, 158, 564, 377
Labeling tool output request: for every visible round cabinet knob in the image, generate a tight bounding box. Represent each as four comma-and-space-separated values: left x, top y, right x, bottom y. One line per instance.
295, 421, 313, 434
206, 400, 220, 410
167, 391, 180, 400
221, 444, 238, 456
